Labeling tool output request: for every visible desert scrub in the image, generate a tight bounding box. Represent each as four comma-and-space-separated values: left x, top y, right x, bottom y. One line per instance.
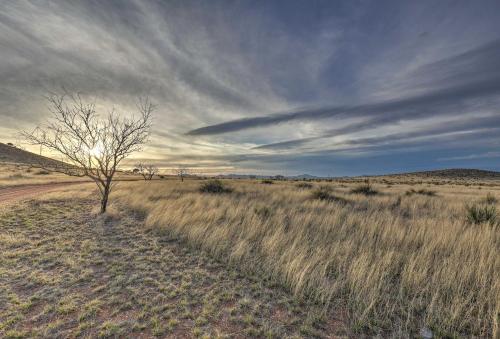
199, 179, 233, 194
261, 179, 274, 184
465, 203, 498, 225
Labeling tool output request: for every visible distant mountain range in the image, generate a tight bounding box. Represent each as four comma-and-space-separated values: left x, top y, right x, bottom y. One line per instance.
216, 169, 500, 180
1, 142, 498, 180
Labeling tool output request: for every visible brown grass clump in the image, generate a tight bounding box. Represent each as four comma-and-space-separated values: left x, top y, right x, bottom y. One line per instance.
113, 180, 500, 337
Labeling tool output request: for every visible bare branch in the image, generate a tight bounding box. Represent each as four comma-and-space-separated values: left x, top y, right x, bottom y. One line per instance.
22, 92, 154, 213
136, 163, 158, 180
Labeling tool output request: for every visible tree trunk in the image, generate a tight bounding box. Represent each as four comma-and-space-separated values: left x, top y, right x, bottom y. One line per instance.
100, 183, 111, 213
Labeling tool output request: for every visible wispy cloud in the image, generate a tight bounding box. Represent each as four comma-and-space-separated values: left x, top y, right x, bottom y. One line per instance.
439, 152, 500, 161
188, 40, 500, 136
1, 1, 500, 175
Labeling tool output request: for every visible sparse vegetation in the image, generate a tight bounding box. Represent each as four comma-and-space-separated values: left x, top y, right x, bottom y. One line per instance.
261, 179, 274, 184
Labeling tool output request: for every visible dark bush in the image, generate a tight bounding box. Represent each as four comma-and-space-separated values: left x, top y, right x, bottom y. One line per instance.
261, 179, 274, 184
350, 182, 378, 196
311, 188, 348, 204
465, 204, 497, 225
199, 179, 232, 194
296, 182, 313, 189
405, 188, 436, 196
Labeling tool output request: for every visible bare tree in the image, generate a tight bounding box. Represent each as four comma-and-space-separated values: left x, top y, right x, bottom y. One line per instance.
136, 163, 158, 180
174, 166, 190, 182
22, 92, 154, 213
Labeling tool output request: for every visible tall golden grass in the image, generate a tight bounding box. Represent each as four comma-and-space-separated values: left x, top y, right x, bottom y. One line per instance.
113, 179, 499, 337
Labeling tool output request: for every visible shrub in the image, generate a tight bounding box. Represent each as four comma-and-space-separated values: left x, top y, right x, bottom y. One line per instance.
350, 182, 378, 196
465, 204, 497, 225
311, 188, 348, 203
261, 179, 274, 184
405, 188, 436, 196
296, 182, 313, 189
199, 180, 232, 194
34, 170, 51, 175
482, 193, 497, 204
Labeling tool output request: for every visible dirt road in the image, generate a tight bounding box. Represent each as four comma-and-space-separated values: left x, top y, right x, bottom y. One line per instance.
0, 182, 90, 204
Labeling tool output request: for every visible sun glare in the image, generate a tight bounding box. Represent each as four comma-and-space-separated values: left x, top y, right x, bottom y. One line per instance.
88, 145, 103, 157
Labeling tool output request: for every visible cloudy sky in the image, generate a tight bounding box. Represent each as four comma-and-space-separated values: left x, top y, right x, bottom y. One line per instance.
1, 0, 500, 176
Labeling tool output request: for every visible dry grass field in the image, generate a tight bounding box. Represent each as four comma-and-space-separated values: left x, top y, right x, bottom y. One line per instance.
112, 178, 500, 338
0, 163, 87, 189
0, 163, 139, 189
0, 186, 342, 338
1, 166, 499, 338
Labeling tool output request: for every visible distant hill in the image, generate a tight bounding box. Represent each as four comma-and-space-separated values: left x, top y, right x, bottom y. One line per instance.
382, 168, 500, 180
0, 142, 64, 167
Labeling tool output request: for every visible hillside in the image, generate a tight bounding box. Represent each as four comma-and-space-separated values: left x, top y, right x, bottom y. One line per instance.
402, 168, 500, 179
0, 142, 64, 167
383, 168, 500, 180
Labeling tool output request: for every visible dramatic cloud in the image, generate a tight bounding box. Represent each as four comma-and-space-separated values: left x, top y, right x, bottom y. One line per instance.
189, 40, 500, 136
1, 0, 500, 175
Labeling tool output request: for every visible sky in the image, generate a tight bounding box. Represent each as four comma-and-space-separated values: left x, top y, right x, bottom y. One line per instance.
1, 0, 500, 176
